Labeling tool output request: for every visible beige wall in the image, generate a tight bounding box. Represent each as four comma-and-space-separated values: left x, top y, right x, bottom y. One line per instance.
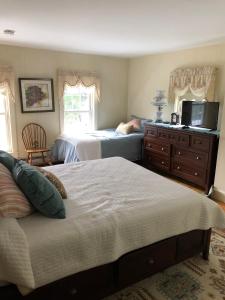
128, 43, 225, 199
0, 44, 128, 157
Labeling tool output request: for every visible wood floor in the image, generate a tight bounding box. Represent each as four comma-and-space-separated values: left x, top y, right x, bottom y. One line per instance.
165, 175, 225, 212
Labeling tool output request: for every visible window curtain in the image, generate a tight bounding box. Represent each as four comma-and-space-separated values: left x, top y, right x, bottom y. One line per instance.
168, 66, 217, 111
57, 69, 100, 103
0, 66, 16, 154
0, 66, 15, 102
57, 69, 100, 133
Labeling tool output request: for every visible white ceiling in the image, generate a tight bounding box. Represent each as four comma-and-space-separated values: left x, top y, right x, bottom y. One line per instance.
1, 0, 225, 57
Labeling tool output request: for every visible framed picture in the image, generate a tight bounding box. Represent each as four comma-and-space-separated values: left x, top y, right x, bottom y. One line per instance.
19, 78, 54, 113
170, 112, 179, 125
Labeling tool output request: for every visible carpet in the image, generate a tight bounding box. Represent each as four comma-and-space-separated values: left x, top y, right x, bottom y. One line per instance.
106, 229, 225, 300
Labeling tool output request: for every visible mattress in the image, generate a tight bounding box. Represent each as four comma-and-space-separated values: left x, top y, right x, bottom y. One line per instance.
0, 157, 224, 292
52, 129, 144, 163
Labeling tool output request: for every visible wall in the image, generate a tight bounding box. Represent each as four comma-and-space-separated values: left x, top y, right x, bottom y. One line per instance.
128, 43, 225, 201
0, 44, 128, 157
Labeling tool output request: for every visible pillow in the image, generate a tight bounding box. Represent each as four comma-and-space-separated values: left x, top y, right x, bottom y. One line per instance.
0, 163, 33, 218
36, 167, 67, 199
130, 115, 152, 131
127, 118, 141, 131
13, 161, 65, 219
116, 122, 134, 135
0, 150, 17, 171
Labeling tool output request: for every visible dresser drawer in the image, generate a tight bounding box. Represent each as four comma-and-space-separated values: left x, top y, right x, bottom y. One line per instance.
173, 147, 208, 168
176, 133, 189, 147
144, 138, 170, 156
191, 135, 210, 152
145, 151, 170, 171
158, 128, 170, 141
145, 125, 157, 138
118, 238, 176, 287
171, 160, 206, 187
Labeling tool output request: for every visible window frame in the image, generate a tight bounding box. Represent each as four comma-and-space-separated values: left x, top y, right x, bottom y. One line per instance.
61, 85, 96, 134
0, 87, 13, 153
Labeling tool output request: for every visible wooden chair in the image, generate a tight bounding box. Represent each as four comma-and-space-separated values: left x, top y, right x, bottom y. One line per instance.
22, 123, 50, 165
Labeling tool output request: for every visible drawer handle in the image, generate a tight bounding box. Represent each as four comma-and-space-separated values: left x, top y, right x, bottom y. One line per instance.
148, 143, 152, 148
196, 156, 199, 160
194, 172, 198, 176
148, 258, 155, 265
177, 166, 181, 170
178, 151, 181, 155
161, 147, 164, 151
161, 161, 165, 165
70, 288, 78, 295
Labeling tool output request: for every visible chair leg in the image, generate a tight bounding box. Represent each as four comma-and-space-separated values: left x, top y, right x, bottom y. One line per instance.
41, 152, 45, 163
30, 153, 33, 165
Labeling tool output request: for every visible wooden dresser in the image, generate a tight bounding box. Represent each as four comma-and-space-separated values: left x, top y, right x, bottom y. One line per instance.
144, 124, 219, 193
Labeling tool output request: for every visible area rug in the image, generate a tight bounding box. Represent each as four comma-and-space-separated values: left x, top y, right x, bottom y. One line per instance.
105, 229, 225, 300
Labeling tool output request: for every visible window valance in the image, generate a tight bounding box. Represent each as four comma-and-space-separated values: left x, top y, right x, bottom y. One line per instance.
0, 66, 15, 102
168, 66, 217, 102
57, 69, 100, 103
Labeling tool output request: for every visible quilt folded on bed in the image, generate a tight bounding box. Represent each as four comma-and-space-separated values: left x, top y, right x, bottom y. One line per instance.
56, 133, 101, 161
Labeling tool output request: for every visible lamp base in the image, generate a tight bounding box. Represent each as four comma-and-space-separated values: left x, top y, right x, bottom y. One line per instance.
155, 110, 163, 122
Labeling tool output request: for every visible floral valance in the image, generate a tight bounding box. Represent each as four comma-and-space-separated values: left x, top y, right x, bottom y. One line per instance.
58, 69, 100, 103
0, 66, 15, 101
168, 66, 217, 102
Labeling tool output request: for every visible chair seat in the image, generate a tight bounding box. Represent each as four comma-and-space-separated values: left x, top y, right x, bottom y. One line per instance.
26, 148, 49, 154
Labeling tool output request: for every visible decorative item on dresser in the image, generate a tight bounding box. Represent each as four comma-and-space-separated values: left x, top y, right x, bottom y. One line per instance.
144, 123, 219, 193
152, 90, 167, 123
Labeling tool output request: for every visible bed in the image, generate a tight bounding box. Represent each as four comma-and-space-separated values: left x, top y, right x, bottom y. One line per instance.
52, 129, 144, 163
1, 157, 225, 300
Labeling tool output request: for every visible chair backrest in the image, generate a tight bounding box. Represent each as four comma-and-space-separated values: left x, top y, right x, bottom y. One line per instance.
22, 123, 47, 150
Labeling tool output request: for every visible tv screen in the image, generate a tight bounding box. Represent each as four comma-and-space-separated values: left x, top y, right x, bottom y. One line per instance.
181, 101, 219, 130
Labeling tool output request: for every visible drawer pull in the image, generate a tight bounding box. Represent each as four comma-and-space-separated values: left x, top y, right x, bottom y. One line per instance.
195, 140, 202, 145
177, 166, 181, 170
70, 288, 78, 295
148, 143, 152, 148
148, 258, 155, 265
196, 156, 199, 160
161, 161, 165, 165
178, 151, 181, 155
194, 172, 198, 176
161, 147, 164, 151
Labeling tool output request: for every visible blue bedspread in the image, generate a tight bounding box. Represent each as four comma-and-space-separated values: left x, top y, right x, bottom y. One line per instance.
52, 129, 144, 163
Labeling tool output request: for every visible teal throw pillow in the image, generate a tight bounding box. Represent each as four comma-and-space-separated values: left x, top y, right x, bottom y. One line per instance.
13, 161, 65, 219
0, 150, 17, 171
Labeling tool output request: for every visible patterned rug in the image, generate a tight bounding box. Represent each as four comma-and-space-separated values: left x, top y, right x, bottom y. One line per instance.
106, 229, 225, 300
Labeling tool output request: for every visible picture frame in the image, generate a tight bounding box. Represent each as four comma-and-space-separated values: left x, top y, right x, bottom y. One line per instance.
171, 112, 179, 125
19, 78, 55, 113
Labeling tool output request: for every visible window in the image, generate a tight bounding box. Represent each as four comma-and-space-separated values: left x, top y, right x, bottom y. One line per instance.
0, 87, 12, 152
63, 85, 95, 133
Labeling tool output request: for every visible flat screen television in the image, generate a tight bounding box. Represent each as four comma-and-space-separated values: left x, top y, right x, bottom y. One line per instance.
181, 101, 219, 130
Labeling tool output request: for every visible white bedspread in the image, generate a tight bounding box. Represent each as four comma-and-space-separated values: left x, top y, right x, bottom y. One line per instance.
0, 157, 225, 292
59, 132, 101, 160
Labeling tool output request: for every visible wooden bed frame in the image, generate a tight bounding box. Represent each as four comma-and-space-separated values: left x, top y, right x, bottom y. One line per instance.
1, 228, 211, 300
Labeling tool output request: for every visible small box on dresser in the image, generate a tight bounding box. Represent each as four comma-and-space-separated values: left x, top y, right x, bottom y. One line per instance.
144, 124, 219, 193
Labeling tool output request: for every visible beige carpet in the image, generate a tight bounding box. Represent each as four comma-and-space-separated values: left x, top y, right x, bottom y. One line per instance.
106, 229, 225, 300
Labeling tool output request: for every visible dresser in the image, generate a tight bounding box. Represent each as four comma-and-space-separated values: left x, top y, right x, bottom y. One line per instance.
144, 124, 219, 193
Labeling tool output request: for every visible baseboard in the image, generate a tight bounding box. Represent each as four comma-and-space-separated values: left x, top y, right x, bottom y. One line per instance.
212, 187, 225, 203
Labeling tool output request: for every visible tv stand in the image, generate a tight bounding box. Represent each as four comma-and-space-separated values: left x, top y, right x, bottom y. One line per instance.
144, 123, 219, 193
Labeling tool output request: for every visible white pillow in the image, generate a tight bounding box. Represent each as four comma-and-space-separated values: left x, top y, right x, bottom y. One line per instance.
116, 122, 134, 134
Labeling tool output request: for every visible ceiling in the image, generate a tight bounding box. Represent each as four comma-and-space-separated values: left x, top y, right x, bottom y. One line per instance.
1, 0, 225, 57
